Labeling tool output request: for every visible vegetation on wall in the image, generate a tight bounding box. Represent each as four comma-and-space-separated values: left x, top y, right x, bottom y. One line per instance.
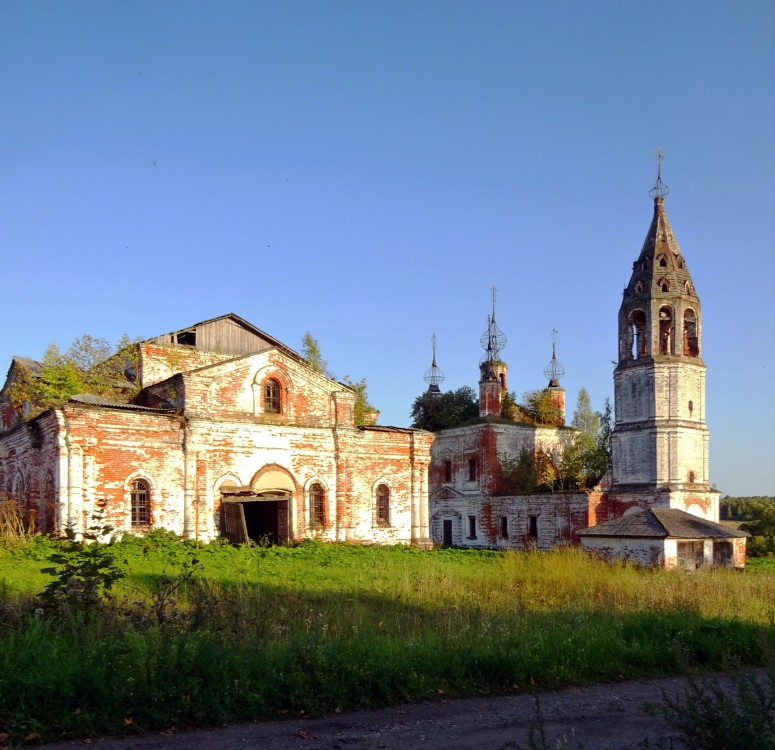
8, 334, 139, 419
521, 388, 564, 426
497, 392, 612, 494
300, 333, 376, 427
410, 386, 480, 431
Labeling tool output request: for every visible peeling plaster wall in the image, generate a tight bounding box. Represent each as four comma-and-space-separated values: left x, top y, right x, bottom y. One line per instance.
430, 492, 591, 550
0, 349, 433, 546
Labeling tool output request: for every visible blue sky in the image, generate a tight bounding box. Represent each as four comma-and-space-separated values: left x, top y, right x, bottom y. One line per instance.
2, 1, 773, 496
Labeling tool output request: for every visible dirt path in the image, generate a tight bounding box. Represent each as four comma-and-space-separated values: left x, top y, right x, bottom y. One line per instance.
41, 670, 762, 750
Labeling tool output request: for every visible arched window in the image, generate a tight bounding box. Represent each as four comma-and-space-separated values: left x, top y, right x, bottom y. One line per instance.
376, 484, 390, 526
264, 378, 281, 413
676, 255, 684, 269
130, 478, 151, 528
688, 470, 696, 483
657, 254, 668, 268
683, 310, 699, 357
658, 306, 673, 355
658, 277, 670, 293
635, 281, 644, 294
309, 482, 325, 526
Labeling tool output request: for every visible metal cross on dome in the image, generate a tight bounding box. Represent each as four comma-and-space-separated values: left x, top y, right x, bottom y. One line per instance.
480, 286, 507, 363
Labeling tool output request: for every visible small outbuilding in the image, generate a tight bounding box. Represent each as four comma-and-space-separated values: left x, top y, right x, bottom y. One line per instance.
578, 508, 748, 569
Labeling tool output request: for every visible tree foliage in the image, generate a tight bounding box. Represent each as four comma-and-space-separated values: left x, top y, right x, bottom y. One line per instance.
722, 497, 775, 557
300, 332, 330, 377
497, 391, 613, 494
8, 335, 139, 419
342, 375, 377, 427
299, 333, 375, 427
410, 386, 479, 431
521, 389, 564, 426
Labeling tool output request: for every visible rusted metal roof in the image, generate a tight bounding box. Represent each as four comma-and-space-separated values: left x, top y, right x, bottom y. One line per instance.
578, 508, 747, 539
68, 394, 178, 414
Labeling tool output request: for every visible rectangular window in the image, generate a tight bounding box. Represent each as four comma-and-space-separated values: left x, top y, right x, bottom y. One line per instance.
528, 515, 538, 539
499, 516, 508, 539
467, 515, 476, 539
468, 458, 477, 481
443, 460, 452, 483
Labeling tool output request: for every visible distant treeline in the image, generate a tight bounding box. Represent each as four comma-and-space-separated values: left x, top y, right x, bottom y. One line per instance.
720, 496, 775, 521
721, 496, 775, 558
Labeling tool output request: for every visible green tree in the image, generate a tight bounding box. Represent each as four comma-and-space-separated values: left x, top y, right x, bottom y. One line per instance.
300, 332, 330, 377
410, 386, 479, 431
342, 375, 377, 427
9, 335, 139, 419
500, 389, 521, 421
740, 502, 775, 557
569, 390, 612, 488
522, 389, 563, 426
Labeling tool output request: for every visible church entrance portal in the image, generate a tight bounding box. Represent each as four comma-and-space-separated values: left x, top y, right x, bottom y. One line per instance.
221, 494, 291, 545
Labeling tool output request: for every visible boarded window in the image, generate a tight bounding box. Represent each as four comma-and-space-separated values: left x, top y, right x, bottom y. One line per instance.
130, 479, 151, 528
376, 484, 390, 526
677, 541, 704, 570
713, 541, 733, 566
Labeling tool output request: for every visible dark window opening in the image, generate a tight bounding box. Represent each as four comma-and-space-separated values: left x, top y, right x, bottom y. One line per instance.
660, 278, 670, 293
264, 379, 281, 413
131, 479, 150, 528
467, 515, 476, 539
683, 310, 699, 357
377, 484, 390, 526
443, 460, 452, 483
629, 310, 647, 359
176, 330, 196, 346
309, 483, 325, 526
658, 254, 668, 268
659, 306, 673, 355
468, 458, 477, 481
528, 515, 538, 539
676, 255, 684, 268
499, 516, 508, 539
688, 400, 693, 416
688, 470, 696, 483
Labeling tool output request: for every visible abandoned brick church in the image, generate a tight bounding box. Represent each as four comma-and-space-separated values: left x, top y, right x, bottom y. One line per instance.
427, 178, 747, 568
0, 177, 747, 567
0, 315, 433, 546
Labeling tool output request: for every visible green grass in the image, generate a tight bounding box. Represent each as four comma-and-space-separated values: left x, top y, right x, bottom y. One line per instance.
1, 535, 774, 744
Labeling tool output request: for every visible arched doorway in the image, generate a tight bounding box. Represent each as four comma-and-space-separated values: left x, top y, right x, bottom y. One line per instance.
220, 468, 296, 545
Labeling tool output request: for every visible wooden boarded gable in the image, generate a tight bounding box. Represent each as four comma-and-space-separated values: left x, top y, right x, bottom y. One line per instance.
147, 313, 303, 361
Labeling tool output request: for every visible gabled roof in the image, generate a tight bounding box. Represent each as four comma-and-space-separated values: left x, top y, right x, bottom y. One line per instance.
10, 356, 43, 376
146, 313, 305, 362
578, 508, 747, 539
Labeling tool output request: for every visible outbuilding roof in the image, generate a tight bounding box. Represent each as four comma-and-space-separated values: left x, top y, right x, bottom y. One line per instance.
578, 508, 747, 540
